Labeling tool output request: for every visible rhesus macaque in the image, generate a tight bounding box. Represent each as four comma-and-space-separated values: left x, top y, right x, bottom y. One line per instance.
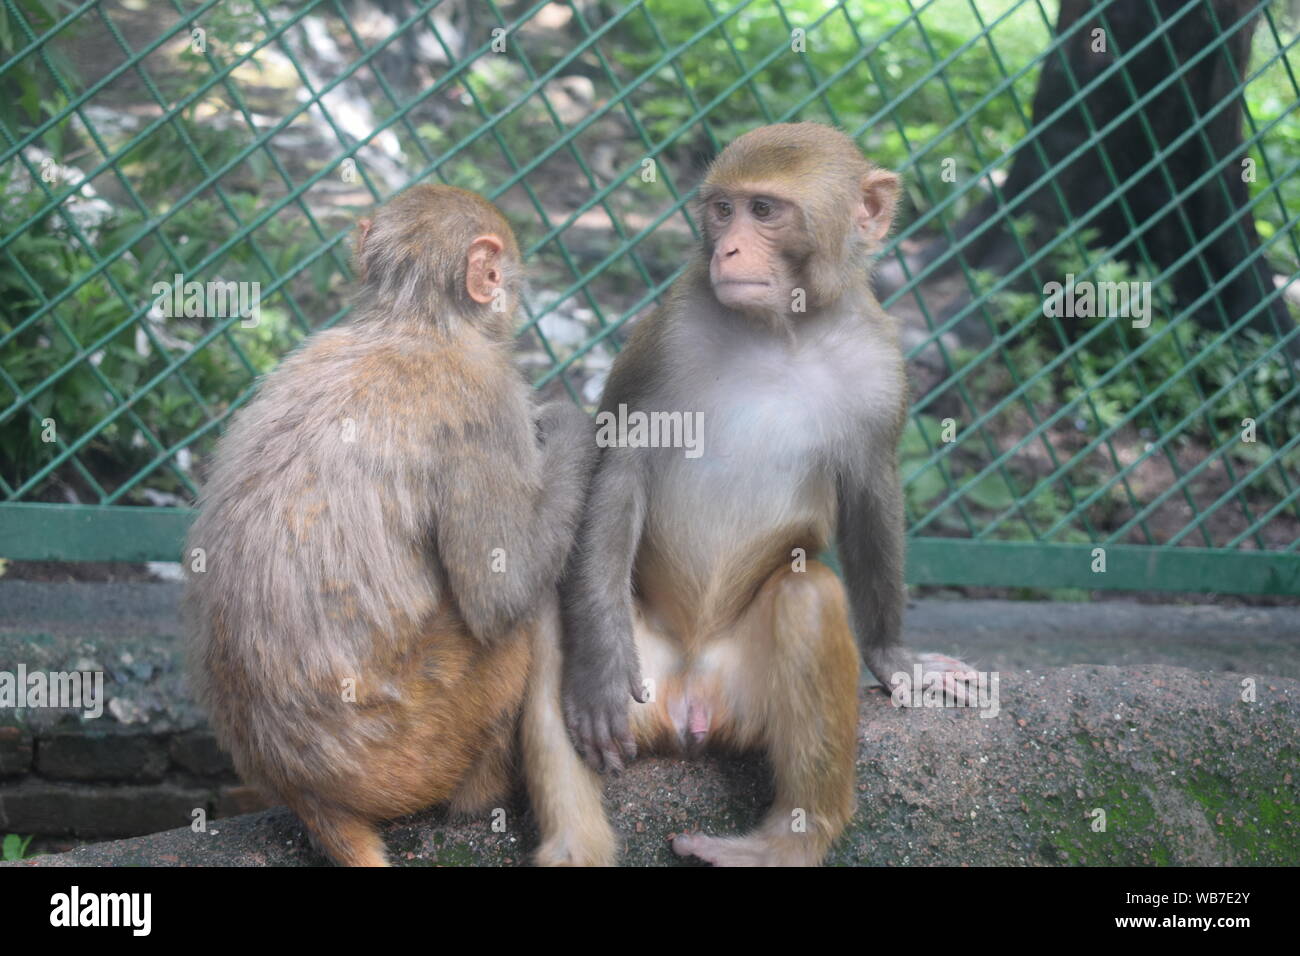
185, 185, 595, 867
523, 123, 974, 867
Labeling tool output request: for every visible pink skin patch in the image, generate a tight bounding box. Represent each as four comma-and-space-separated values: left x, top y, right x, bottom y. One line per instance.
687, 699, 710, 742
668, 693, 712, 748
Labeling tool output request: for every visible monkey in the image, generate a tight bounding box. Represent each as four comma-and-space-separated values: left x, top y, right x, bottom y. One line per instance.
522, 123, 976, 867
183, 185, 596, 867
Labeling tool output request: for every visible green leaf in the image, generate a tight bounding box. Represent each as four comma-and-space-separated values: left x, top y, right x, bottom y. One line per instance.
2, 833, 31, 861
905, 465, 948, 509
964, 473, 1016, 511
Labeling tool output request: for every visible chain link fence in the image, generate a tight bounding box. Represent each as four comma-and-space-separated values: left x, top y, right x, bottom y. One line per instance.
1, 0, 1297, 594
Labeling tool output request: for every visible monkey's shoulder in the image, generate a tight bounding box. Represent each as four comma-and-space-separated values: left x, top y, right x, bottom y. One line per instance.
269, 325, 525, 432
202, 327, 527, 489
598, 308, 674, 409
837, 323, 906, 425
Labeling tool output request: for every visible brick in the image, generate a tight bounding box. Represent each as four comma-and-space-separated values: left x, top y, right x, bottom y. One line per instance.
35, 733, 170, 782
169, 731, 235, 776
0, 781, 213, 838
0, 726, 33, 777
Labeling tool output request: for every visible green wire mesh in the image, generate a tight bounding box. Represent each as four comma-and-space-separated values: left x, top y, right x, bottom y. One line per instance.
1, 0, 1297, 593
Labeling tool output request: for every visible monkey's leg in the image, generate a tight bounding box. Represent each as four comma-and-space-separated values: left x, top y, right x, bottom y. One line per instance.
448, 711, 519, 819
282, 616, 528, 867
447, 625, 532, 819
522, 599, 619, 866
672, 562, 859, 867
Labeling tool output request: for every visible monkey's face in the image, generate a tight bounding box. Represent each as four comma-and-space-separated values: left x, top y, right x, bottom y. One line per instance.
697, 124, 904, 318
702, 190, 808, 317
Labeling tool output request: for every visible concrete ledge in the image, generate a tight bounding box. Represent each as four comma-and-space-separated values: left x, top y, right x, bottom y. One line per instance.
7, 664, 1297, 866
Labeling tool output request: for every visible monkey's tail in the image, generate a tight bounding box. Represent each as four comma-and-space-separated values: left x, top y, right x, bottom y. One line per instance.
293, 800, 389, 868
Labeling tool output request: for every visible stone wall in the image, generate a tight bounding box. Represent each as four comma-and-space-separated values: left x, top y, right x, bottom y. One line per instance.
0, 725, 267, 838
0, 580, 269, 841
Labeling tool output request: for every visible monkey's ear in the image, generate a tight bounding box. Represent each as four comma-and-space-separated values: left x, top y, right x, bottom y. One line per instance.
857, 168, 901, 246
355, 218, 373, 280
466, 234, 505, 305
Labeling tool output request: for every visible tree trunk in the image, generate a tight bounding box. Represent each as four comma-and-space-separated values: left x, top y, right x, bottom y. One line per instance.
901, 0, 1291, 344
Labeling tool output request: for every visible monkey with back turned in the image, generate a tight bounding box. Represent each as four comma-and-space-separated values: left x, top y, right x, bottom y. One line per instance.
184, 185, 594, 867
523, 123, 976, 866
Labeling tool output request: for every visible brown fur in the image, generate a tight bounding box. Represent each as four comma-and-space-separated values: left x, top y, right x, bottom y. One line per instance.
185, 185, 595, 866
533, 123, 972, 866
528, 561, 858, 866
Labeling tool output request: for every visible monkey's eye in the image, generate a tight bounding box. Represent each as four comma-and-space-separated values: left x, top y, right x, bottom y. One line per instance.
751, 198, 774, 219
714, 200, 733, 220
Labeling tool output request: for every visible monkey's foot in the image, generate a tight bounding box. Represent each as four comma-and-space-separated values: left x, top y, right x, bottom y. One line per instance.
298, 809, 390, 867
904, 652, 979, 706
671, 831, 818, 867
533, 819, 619, 867
868, 648, 980, 707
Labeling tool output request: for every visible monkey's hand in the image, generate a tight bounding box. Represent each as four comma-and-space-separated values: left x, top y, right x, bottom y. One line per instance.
535, 400, 598, 497
561, 637, 645, 775
535, 400, 594, 453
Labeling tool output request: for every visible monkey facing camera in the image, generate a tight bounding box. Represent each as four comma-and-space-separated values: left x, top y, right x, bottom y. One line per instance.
183, 185, 596, 867
525, 123, 976, 867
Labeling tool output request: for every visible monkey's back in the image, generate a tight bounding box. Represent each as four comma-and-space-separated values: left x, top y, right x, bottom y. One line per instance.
182, 319, 528, 794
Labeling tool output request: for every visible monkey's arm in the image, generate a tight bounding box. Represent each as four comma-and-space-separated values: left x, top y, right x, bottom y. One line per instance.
559, 443, 648, 773
835, 444, 912, 687
433, 397, 596, 644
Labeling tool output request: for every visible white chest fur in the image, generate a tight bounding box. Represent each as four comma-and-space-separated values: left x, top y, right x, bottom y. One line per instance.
643, 309, 900, 566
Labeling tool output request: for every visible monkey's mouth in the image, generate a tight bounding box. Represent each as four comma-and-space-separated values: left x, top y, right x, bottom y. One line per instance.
714, 279, 771, 287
